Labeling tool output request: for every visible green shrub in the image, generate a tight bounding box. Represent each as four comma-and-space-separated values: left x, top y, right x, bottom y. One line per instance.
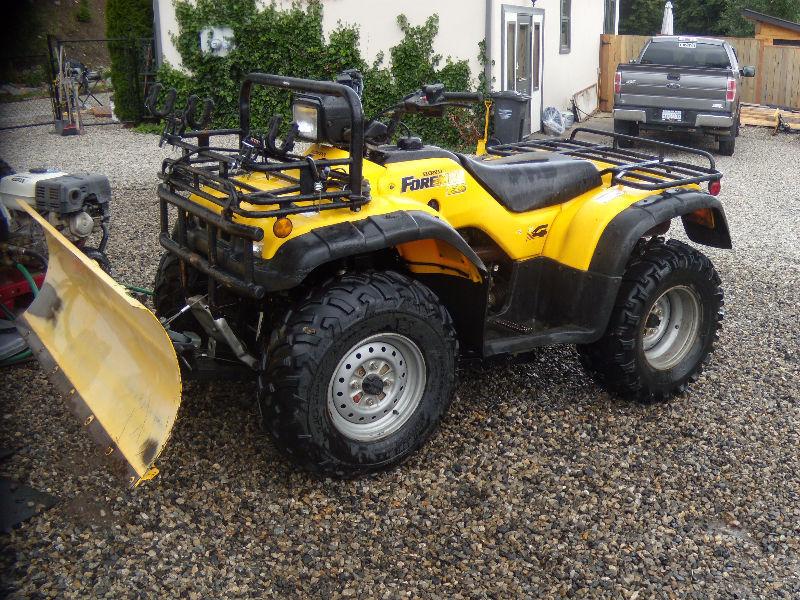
21, 66, 46, 87
369, 14, 477, 150
157, 1, 480, 148
106, 0, 153, 122
75, 0, 91, 23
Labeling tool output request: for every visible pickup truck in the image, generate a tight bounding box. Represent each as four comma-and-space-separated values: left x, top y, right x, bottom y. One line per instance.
613, 36, 756, 156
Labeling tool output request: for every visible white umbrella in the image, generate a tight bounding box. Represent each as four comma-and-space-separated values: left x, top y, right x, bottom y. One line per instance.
661, 1, 674, 35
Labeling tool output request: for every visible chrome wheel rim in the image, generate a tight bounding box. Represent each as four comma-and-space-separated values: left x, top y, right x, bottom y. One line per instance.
327, 333, 426, 441
642, 285, 701, 370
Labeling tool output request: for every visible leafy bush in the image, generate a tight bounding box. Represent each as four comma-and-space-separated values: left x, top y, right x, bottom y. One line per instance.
76, 0, 92, 23
106, 0, 153, 122
21, 66, 46, 88
157, 1, 480, 148
366, 15, 477, 149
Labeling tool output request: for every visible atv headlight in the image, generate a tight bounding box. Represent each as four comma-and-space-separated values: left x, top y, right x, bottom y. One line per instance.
292, 98, 321, 142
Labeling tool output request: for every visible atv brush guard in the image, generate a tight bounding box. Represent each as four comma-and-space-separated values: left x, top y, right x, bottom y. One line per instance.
148, 73, 369, 300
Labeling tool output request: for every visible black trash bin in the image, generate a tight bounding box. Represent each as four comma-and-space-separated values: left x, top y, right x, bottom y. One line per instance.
490, 91, 530, 144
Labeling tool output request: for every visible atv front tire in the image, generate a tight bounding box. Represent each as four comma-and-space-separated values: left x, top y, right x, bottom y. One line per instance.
578, 240, 723, 403
259, 271, 458, 477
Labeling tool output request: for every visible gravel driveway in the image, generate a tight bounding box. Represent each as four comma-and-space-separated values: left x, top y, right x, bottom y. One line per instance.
1, 100, 799, 599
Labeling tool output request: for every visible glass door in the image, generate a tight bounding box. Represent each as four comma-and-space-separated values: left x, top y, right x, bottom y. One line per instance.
503, 9, 543, 132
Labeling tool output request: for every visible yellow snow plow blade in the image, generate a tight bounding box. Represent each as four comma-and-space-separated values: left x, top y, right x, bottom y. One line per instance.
14, 200, 182, 487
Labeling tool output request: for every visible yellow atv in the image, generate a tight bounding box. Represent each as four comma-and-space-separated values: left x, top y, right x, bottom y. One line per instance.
19, 71, 731, 484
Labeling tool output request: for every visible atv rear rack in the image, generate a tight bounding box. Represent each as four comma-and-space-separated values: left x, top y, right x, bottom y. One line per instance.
487, 127, 722, 191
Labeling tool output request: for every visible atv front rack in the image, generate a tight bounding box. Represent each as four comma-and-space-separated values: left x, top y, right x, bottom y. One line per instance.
152, 74, 368, 302
488, 128, 722, 191
155, 73, 368, 220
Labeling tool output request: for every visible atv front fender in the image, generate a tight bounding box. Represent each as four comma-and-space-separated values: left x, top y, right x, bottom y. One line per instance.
589, 190, 732, 277
250, 210, 488, 291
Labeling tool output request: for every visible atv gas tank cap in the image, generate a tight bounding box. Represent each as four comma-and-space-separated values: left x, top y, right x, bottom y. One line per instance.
398, 136, 424, 151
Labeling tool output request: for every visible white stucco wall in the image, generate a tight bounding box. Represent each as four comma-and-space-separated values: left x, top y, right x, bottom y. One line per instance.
154, 0, 610, 113
486, 0, 605, 112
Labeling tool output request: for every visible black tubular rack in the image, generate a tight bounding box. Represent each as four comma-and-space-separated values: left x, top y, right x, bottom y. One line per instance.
488, 127, 722, 191
156, 73, 367, 301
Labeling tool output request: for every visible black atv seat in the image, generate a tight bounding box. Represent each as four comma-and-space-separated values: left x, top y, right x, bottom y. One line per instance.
458, 152, 602, 213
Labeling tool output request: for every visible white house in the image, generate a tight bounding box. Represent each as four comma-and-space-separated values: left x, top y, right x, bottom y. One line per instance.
153, 0, 619, 132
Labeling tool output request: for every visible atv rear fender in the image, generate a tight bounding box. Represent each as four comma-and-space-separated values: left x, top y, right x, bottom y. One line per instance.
589, 190, 732, 277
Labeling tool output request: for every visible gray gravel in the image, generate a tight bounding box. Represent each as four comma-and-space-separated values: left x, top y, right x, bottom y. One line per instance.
1, 99, 799, 599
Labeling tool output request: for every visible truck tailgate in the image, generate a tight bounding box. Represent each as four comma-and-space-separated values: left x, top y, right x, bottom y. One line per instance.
618, 64, 730, 112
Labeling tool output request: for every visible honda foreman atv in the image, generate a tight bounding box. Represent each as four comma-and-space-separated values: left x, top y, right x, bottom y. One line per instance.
17, 71, 731, 485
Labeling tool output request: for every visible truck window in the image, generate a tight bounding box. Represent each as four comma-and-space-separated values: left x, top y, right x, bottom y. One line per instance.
640, 41, 731, 69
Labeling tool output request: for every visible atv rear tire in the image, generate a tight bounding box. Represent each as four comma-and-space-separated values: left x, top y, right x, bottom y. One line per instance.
614, 119, 639, 148
577, 239, 723, 403
259, 271, 458, 477
152, 251, 207, 332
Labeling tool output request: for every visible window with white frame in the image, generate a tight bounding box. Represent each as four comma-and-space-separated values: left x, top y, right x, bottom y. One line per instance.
604, 0, 617, 34
560, 0, 571, 53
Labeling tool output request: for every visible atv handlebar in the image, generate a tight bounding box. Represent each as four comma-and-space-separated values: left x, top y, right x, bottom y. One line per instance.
442, 91, 483, 102
369, 87, 483, 144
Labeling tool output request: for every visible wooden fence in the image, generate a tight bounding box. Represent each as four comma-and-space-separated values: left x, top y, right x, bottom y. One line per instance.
598, 34, 800, 111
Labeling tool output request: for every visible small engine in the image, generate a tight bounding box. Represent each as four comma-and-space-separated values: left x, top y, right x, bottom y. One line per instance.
0, 168, 111, 262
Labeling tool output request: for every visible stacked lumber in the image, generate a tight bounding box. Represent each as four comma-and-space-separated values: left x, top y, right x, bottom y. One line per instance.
740, 103, 800, 130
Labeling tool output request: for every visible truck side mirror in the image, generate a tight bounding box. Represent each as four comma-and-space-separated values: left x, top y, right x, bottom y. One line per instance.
741, 66, 756, 77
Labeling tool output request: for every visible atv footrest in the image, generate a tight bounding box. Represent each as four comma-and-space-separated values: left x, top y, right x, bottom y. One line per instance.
484, 320, 597, 356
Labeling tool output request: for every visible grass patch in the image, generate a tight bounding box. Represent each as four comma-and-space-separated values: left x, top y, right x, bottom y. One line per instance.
132, 122, 163, 134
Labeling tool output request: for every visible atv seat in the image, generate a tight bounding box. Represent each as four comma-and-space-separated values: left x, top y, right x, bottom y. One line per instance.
458, 152, 602, 213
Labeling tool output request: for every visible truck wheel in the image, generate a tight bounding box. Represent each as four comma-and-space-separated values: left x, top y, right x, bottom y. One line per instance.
718, 120, 738, 156
259, 271, 458, 476
718, 137, 735, 156
614, 119, 638, 148
152, 251, 206, 332
577, 240, 723, 403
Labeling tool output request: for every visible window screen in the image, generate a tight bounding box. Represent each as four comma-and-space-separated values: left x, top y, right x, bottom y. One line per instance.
560, 0, 571, 53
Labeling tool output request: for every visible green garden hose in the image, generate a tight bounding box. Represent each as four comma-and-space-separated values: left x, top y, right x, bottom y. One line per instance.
15, 262, 38, 297
0, 349, 32, 367
124, 284, 154, 296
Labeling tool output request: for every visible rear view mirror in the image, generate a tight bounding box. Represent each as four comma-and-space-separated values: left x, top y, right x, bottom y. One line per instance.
741, 66, 756, 77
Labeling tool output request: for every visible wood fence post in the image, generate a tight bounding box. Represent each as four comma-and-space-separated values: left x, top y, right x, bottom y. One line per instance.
599, 34, 612, 112
756, 40, 765, 104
